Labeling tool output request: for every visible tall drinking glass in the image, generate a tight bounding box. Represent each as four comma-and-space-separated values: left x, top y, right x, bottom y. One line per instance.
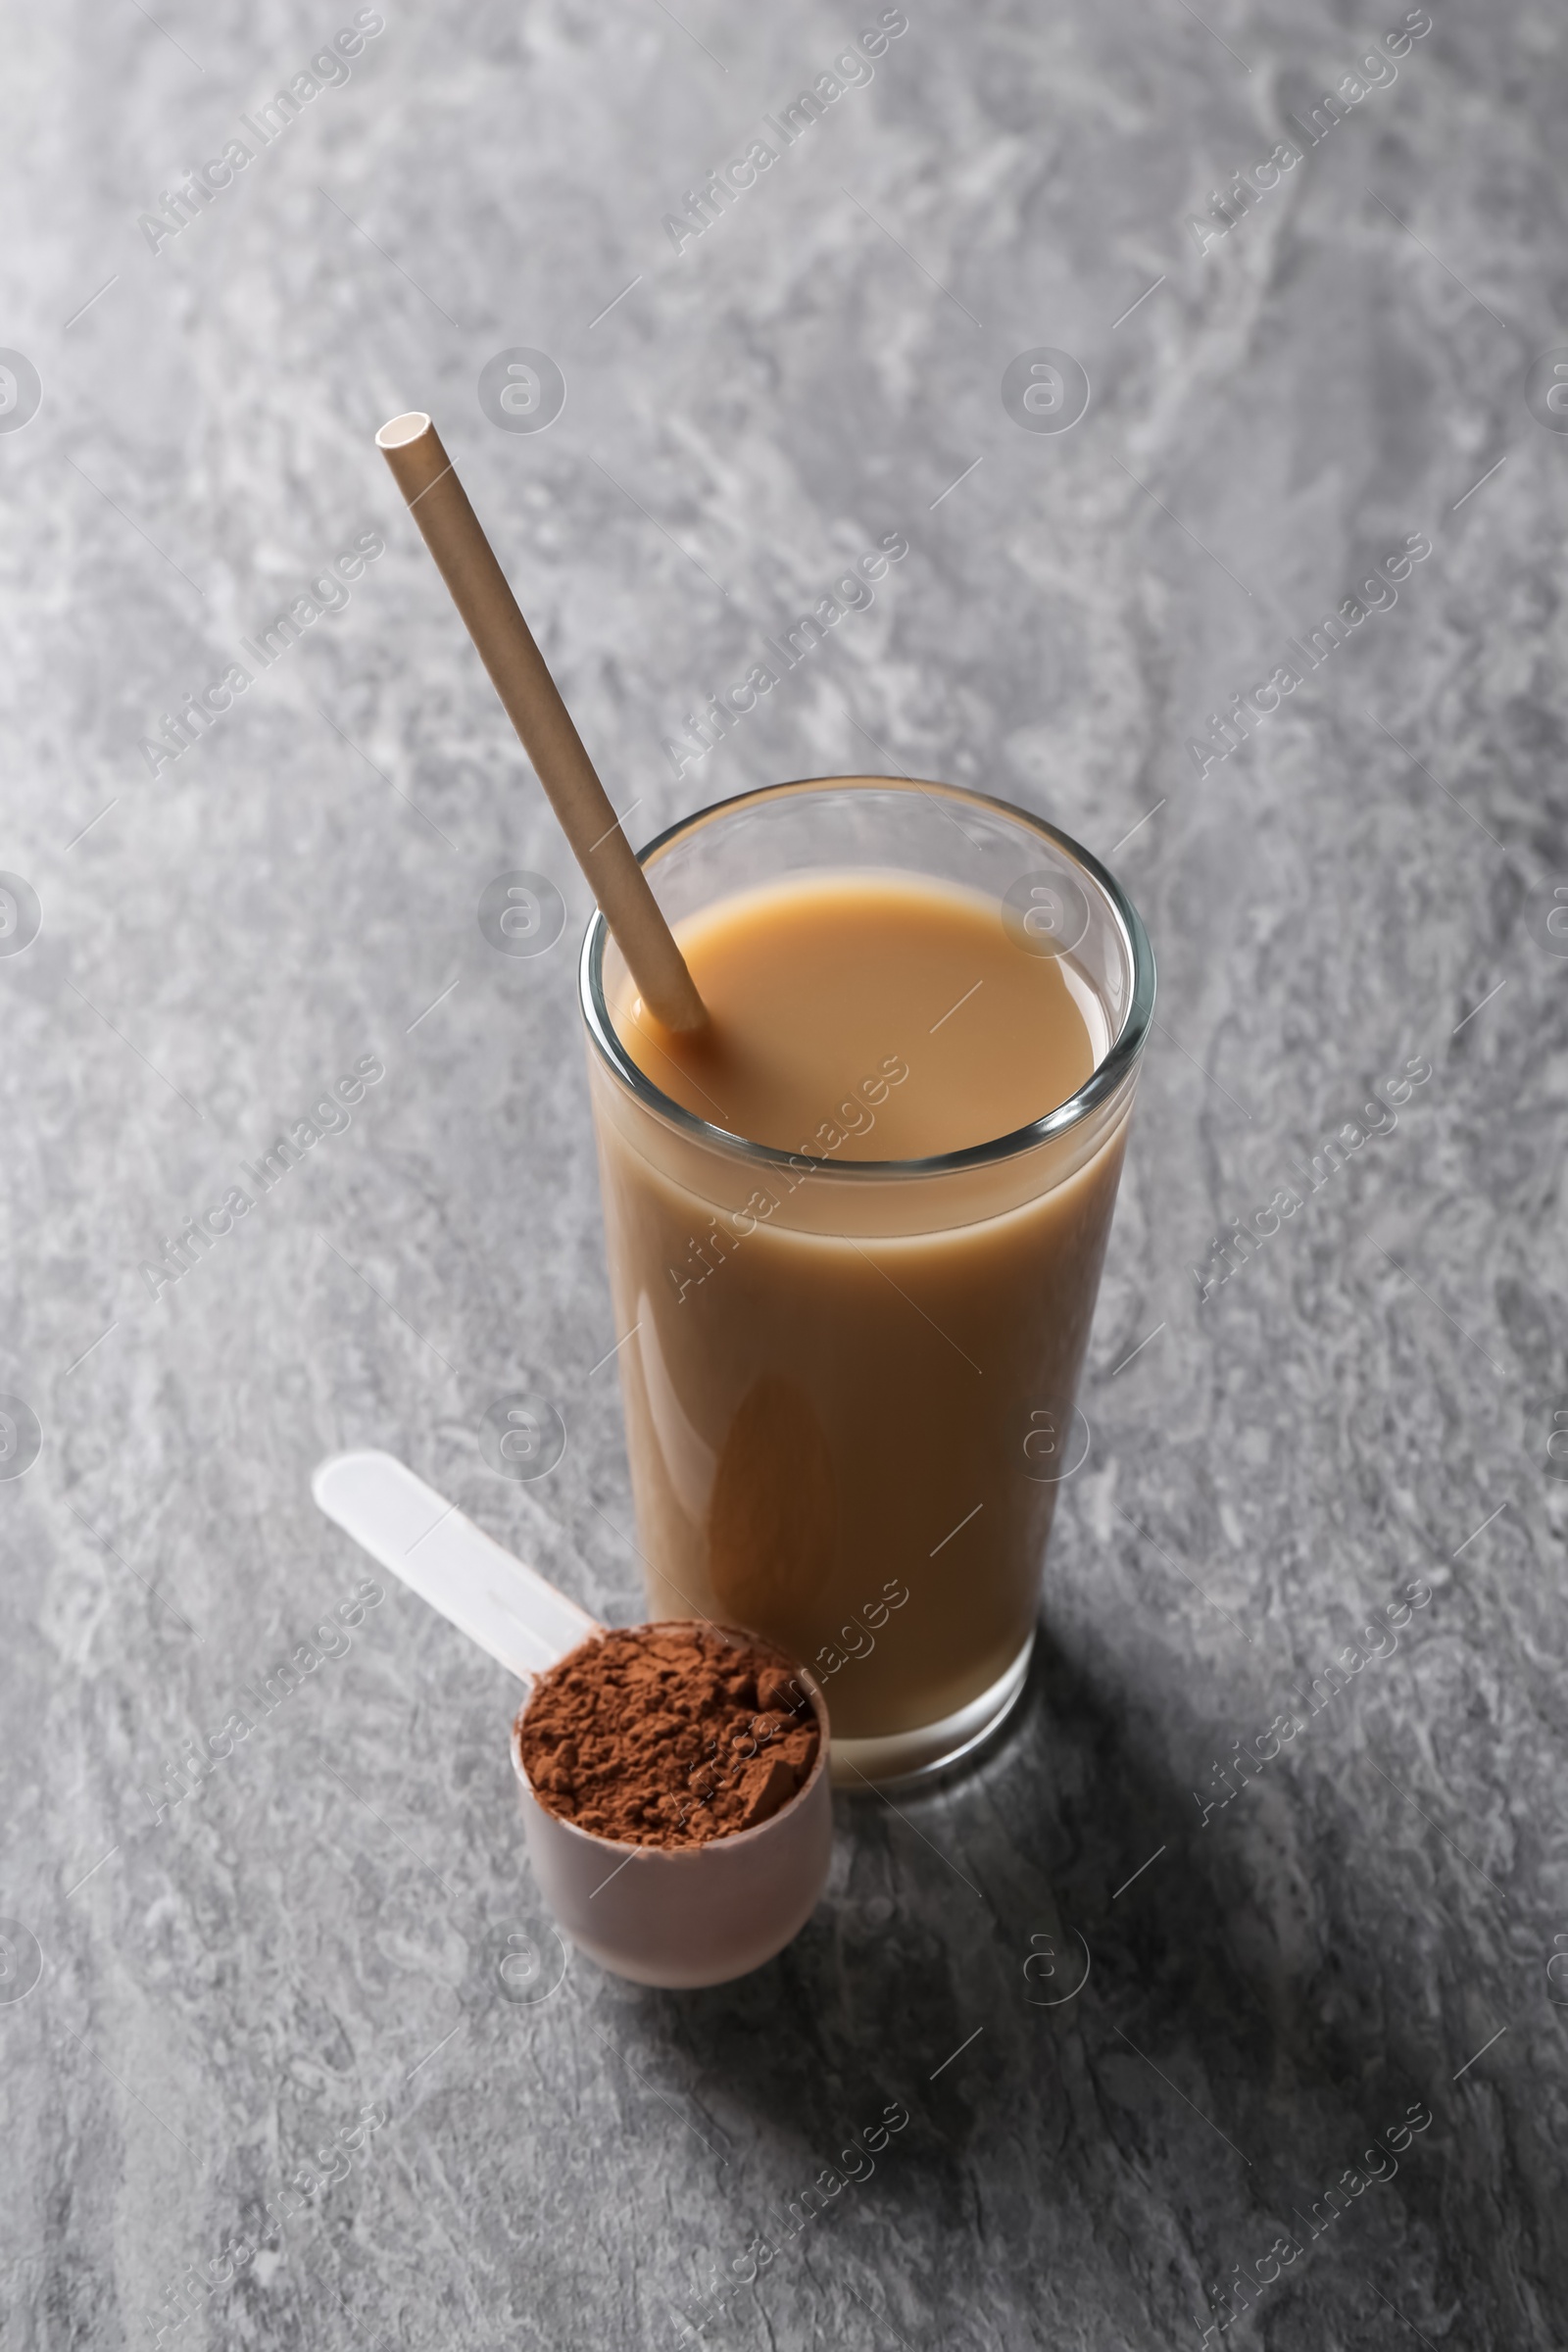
579, 776, 1154, 1783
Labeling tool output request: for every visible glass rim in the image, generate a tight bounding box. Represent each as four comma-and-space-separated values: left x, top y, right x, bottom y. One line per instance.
578, 773, 1156, 1181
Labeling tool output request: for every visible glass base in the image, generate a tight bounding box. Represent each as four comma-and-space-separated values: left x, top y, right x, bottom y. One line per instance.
828, 1632, 1035, 1789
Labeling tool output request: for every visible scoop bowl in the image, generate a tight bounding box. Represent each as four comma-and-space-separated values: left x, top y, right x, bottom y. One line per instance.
512, 1627, 831, 1988
312, 1450, 833, 1987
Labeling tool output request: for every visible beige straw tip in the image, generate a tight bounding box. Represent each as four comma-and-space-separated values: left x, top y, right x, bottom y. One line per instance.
375, 411, 433, 450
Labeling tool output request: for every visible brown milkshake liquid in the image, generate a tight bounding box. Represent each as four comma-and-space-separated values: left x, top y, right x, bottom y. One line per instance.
591, 873, 1129, 1740
622, 874, 1102, 1158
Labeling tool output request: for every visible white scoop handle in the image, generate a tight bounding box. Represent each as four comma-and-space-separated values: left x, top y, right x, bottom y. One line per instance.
311, 1448, 601, 1683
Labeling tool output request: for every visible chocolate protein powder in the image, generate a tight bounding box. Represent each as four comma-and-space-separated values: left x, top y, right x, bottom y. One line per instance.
518, 1624, 820, 1847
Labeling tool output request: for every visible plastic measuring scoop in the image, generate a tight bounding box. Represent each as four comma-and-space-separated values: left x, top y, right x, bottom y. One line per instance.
311, 1450, 833, 1988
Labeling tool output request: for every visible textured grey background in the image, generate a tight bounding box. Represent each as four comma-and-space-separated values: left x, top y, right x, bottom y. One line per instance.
4, 0, 1567, 2346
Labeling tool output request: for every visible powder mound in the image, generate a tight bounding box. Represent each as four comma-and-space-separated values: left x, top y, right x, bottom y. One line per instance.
518, 1624, 820, 1848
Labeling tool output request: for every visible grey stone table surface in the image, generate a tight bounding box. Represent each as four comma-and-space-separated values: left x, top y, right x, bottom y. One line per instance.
4, 0, 1567, 2345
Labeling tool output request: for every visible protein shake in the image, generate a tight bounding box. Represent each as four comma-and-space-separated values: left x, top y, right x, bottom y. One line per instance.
581, 776, 1152, 1780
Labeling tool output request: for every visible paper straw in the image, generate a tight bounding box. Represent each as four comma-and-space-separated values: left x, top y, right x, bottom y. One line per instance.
375, 412, 707, 1034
